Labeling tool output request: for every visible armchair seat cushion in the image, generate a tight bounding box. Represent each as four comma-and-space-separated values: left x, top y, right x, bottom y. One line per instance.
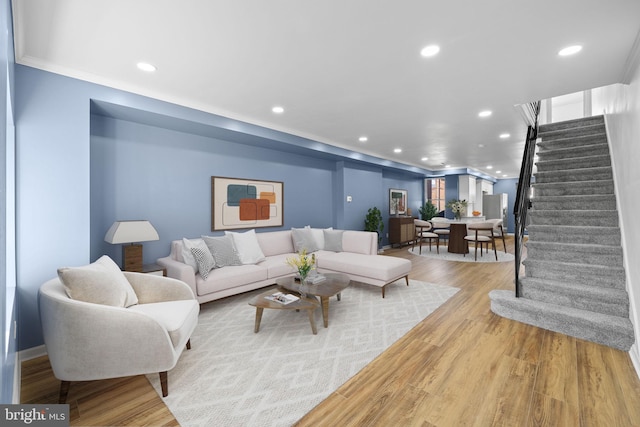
128, 299, 200, 347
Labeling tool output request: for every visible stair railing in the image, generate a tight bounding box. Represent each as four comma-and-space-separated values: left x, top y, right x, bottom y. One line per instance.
514, 101, 541, 297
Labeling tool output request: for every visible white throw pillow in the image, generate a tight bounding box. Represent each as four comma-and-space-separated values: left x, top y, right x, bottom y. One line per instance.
309, 227, 331, 250
225, 230, 266, 264
182, 238, 211, 273
58, 255, 138, 307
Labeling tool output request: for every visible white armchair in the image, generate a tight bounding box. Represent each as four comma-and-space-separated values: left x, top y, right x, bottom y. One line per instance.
38, 257, 199, 403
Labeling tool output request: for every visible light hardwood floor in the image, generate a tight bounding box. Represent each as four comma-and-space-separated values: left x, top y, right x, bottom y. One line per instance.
22, 237, 640, 426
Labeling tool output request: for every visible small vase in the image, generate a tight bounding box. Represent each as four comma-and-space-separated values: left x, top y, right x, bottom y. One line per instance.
454, 213, 461, 221
298, 274, 308, 298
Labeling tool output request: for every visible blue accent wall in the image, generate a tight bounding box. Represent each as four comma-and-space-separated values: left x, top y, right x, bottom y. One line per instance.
14, 64, 428, 351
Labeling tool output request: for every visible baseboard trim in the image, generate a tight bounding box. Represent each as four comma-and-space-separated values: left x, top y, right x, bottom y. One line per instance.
14, 345, 48, 403
630, 343, 640, 380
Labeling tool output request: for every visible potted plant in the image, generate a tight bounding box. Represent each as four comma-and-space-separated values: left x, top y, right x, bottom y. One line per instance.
364, 207, 384, 247
418, 201, 438, 220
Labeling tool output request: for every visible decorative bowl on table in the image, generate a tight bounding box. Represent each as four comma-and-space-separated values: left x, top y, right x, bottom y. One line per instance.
472, 211, 481, 216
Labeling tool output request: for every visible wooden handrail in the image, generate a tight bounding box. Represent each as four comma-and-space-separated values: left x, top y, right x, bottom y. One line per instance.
513, 101, 540, 297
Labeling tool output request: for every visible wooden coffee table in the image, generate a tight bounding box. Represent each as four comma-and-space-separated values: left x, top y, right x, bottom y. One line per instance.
277, 272, 350, 328
248, 288, 320, 334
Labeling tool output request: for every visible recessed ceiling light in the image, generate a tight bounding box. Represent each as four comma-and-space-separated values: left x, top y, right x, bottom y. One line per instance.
272, 106, 284, 114
478, 110, 492, 118
496, 170, 502, 174
359, 136, 368, 142
394, 148, 402, 153
136, 62, 156, 72
499, 133, 510, 139
558, 45, 582, 56
420, 45, 440, 57
478, 144, 485, 148
502, 174, 508, 177
421, 157, 428, 161
445, 164, 451, 168
487, 165, 493, 169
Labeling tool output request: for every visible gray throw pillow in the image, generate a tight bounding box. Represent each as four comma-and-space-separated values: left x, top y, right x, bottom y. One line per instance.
58, 255, 138, 307
202, 235, 243, 268
191, 246, 215, 279
323, 229, 344, 252
291, 227, 319, 253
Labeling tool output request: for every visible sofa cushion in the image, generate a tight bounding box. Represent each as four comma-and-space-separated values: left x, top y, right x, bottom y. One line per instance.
291, 227, 319, 253
225, 229, 266, 264
196, 264, 268, 295
202, 235, 242, 267
256, 230, 294, 257
257, 253, 297, 279
342, 230, 376, 255
128, 299, 199, 347
318, 253, 411, 282
58, 255, 138, 307
323, 229, 344, 252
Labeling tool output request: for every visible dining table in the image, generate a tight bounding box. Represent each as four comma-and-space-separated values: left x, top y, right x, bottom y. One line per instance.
436, 216, 486, 254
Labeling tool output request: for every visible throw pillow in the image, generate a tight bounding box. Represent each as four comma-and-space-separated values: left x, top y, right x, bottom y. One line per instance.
291, 227, 319, 253
191, 246, 215, 280
58, 255, 138, 307
202, 235, 243, 268
309, 227, 331, 250
182, 238, 211, 272
225, 229, 266, 264
323, 229, 344, 252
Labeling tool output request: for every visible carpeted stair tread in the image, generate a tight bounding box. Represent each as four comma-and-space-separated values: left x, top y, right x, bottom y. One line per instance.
538, 115, 604, 132
527, 224, 621, 246
519, 277, 629, 317
536, 133, 607, 150
528, 209, 618, 227
525, 241, 623, 266
489, 289, 634, 350
523, 259, 625, 289
536, 143, 610, 160
536, 154, 611, 171
531, 194, 616, 210
532, 180, 614, 196
535, 166, 612, 183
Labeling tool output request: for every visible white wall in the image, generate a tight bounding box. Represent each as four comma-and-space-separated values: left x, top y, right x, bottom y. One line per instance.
592, 62, 640, 372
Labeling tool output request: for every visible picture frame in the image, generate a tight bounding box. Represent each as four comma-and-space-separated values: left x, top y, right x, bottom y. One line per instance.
211, 176, 284, 231
389, 189, 407, 215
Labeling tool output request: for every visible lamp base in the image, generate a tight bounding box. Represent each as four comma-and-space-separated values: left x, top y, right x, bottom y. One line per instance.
123, 244, 143, 272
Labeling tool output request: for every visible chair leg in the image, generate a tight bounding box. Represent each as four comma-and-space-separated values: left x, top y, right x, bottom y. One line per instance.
405, 275, 409, 286
160, 371, 169, 397
492, 236, 498, 261
186, 339, 191, 350
59, 380, 71, 404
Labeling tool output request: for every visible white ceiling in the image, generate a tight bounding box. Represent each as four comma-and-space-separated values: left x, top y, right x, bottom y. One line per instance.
11, 0, 640, 178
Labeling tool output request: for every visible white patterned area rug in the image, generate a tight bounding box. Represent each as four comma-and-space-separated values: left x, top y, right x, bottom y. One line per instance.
147, 279, 459, 427
408, 246, 515, 263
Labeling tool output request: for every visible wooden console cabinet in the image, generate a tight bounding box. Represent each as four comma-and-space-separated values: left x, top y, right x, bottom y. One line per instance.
389, 217, 416, 248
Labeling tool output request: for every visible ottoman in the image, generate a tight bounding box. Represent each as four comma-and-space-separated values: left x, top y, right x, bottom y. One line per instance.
317, 253, 412, 298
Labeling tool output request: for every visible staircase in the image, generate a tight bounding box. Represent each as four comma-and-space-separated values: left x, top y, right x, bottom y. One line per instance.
490, 115, 635, 350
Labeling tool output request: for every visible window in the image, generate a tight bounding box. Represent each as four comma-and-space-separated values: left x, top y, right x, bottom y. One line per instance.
425, 178, 445, 212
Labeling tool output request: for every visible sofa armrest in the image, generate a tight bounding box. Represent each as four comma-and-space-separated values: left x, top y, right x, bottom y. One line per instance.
157, 255, 197, 297
124, 272, 196, 304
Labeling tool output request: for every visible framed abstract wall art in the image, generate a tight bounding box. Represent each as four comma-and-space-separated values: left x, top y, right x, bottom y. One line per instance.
211, 177, 284, 231
389, 188, 407, 215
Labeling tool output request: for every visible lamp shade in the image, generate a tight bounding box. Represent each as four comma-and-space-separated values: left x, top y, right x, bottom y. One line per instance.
104, 220, 159, 244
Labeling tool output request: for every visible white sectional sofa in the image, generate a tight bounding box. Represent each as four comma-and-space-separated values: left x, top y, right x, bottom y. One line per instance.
157, 228, 412, 304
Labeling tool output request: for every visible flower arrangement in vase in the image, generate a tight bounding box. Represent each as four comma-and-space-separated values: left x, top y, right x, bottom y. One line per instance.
286, 249, 316, 297
446, 199, 468, 220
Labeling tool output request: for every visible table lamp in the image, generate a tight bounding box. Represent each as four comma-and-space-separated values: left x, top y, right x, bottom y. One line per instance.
104, 220, 159, 272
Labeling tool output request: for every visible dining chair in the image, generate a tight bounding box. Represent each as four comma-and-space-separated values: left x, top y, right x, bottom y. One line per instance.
429, 217, 450, 248
463, 221, 498, 261
487, 219, 507, 252
413, 219, 439, 254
